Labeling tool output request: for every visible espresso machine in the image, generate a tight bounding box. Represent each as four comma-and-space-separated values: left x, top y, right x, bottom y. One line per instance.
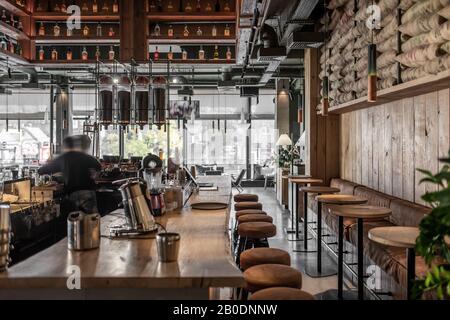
142, 153, 166, 216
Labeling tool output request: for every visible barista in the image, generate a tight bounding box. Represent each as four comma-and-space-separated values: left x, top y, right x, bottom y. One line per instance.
38, 135, 101, 214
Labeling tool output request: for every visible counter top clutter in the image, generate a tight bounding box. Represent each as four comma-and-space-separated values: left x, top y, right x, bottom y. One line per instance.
0, 176, 244, 300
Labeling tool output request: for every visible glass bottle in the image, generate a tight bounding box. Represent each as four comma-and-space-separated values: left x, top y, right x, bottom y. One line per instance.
39, 46, 45, 60
15, 43, 23, 56
183, 25, 189, 37
211, 25, 217, 37
224, 1, 231, 12
61, 0, 67, 13
9, 41, 14, 53
109, 46, 115, 60
224, 24, 230, 37
113, 0, 119, 13
93, 0, 98, 13
154, 46, 159, 61
150, 1, 156, 12
38, 22, 45, 36
196, 26, 202, 36
10, 14, 15, 28
196, 0, 201, 12
82, 1, 89, 12
167, 46, 173, 60
214, 0, 220, 12
54, 2, 60, 12
167, 0, 174, 11
1, 10, 6, 23
96, 23, 102, 36
95, 46, 101, 60
81, 46, 88, 60
108, 27, 115, 37
168, 25, 174, 37
213, 45, 219, 60
198, 46, 204, 60
102, 1, 109, 12
53, 23, 61, 37
66, 47, 73, 60
205, 2, 212, 12
66, 26, 73, 36
51, 48, 58, 60
18, 21, 23, 31
226, 46, 231, 60
154, 23, 161, 36
182, 49, 187, 60
185, 1, 192, 12
83, 25, 90, 36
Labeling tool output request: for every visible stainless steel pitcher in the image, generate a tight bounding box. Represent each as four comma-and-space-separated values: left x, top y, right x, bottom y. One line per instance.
68, 212, 101, 251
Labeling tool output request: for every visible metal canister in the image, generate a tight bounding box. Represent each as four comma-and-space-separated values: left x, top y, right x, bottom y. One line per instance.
0, 203, 11, 271
67, 212, 101, 251
156, 233, 181, 263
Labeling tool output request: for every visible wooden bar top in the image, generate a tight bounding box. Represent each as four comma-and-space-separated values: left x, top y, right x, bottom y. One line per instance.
0, 176, 244, 290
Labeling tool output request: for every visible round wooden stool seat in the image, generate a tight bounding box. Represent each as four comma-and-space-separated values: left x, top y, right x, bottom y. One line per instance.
235, 202, 263, 211
244, 264, 302, 293
240, 248, 291, 271
236, 209, 266, 218
234, 194, 259, 203
238, 222, 276, 239
249, 287, 314, 300
238, 214, 273, 225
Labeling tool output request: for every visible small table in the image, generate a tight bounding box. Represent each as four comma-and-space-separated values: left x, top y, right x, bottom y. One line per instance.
289, 178, 323, 245
330, 205, 392, 300
285, 175, 311, 240
300, 186, 340, 277
369, 226, 419, 300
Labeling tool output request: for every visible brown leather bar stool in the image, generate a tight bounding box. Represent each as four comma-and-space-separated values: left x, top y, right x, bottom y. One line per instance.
235, 222, 276, 265
240, 248, 291, 271
242, 264, 302, 300
234, 202, 263, 211
234, 194, 259, 203
235, 209, 267, 218
249, 287, 315, 300
238, 214, 273, 224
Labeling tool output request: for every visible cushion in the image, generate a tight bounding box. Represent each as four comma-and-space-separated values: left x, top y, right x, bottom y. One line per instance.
240, 248, 291, 271
236, 210, 267, 218
238, 214, 273, 224
238, 222, 276, 239
234, 194, 259, 203
388, 199, 430, 227
244, 264, 302, 293
250, 287, 315, 300
354, 186, 395, 208
330, 178, 360, 195
235, 202, 263, 211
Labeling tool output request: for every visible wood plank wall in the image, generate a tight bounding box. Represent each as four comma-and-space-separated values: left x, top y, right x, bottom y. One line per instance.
340, 89, 450, 205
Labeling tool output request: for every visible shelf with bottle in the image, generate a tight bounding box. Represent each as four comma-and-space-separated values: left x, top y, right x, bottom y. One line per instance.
33, 0, 120, 21
149, 44, 234, 63
0, 34, 27, 62
0, 8, 28, 39
35, 43, 118, 62
148, 22, 235, 43
0, 0, 31, 17
147, 0, 235, 14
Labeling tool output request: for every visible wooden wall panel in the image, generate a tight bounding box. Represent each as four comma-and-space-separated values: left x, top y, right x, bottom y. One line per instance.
340, 89, 450, 205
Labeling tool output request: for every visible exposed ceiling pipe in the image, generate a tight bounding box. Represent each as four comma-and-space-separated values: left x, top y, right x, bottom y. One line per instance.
241, 1, 262, 78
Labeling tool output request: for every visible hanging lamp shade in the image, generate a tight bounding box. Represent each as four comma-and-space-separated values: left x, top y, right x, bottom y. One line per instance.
321, 76, 329, 116
368, 43, 377, 102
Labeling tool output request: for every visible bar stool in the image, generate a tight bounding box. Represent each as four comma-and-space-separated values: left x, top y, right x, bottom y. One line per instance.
234, 194, 259, 203
240, 248, 291, 271
235, 202, 263, 211
242, 264, 302, 300
249, 287, 315, 300
238, 214, 273, 224
235, 222, 276, 265
235, 209, 267, 218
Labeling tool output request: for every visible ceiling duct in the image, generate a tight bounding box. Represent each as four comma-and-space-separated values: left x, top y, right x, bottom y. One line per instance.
287, 30, 324, 50
257, 24, 287, 62
218, 67, 237, 91
240, 87, 259, 97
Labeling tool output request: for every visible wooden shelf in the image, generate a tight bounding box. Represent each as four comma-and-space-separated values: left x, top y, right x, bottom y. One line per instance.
0, 0, 30, 16
329, 69, 450, 114
152, 58, 235, 64
147, 37, 235, 44
0, 21, 29, 40
33, 36, 120, 44
147, 12, 236, 22
30, 59, 113, 66
0, 48, 28, 64
32, 12, 120, 21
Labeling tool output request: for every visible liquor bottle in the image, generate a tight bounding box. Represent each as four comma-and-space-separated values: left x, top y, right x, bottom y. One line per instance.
224, 24, 230, 37
83, 25, 90, 36
167, 0, 174, 12
10, 14, 16, 28
154, 23, 161, 36
93, 0, 98, 13
214, 0, 220, 12
205, 2, 212, 12
96, 23, 102, 36
82, 1, 89, 12
81, 46, 88, 60
95, 46, 101, 60
183, 25, 189, 37
18, 21, 23, 31
36, 0, 44, 12
0, 38, 7, 50
51, 48, 58, 60
198, 46, 205, 60
154, 46, 159, 61
102, 1, 109, 12
150, 0, 156, 12
53, 23, 61, 36
168, 25, 174, 37
66, 47, 73, 60
226, 46, 232, 60
185, 1, 192, 12
211, 25, 217, 37
38, 22, 45, 36
66, 26, 73, 36
108, 27, 115, 36
224, 1, 231, 12
157, 0, 163, 12
196, 0, 201, 12
61, 0, 67, 13
196, 26, 202, 36
113, 0, 119, 13
167, 46, 173, 61
39, 46, 45, 60
109, 46, 115, 60
15, 43, 23, 56
54, 2, 60, 12
182, 49, 187, 60
1, 10, 6, 23
213, 45, 219, 60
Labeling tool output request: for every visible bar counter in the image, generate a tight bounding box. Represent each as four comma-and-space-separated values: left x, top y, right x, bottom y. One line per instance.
0, 176, 244, 300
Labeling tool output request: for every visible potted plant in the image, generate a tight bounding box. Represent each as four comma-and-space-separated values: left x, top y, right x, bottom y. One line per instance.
413, 151, 450, 300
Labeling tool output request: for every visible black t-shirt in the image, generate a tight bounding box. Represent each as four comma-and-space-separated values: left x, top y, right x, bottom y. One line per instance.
38, 151, 102, 194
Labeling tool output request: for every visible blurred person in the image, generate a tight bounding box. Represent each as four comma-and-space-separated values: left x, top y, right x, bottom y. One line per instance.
38, 135, 101, 214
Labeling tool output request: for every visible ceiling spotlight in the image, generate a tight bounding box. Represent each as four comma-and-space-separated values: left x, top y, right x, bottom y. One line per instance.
113, 77, 119, 84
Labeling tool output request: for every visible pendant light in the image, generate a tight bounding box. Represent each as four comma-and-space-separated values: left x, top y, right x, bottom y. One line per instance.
298, 79, 304, 124
321, 0, 329, 116
367, 0, 377, 102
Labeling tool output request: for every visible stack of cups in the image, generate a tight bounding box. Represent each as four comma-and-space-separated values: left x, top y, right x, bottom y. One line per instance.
0, 203, 12, 271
